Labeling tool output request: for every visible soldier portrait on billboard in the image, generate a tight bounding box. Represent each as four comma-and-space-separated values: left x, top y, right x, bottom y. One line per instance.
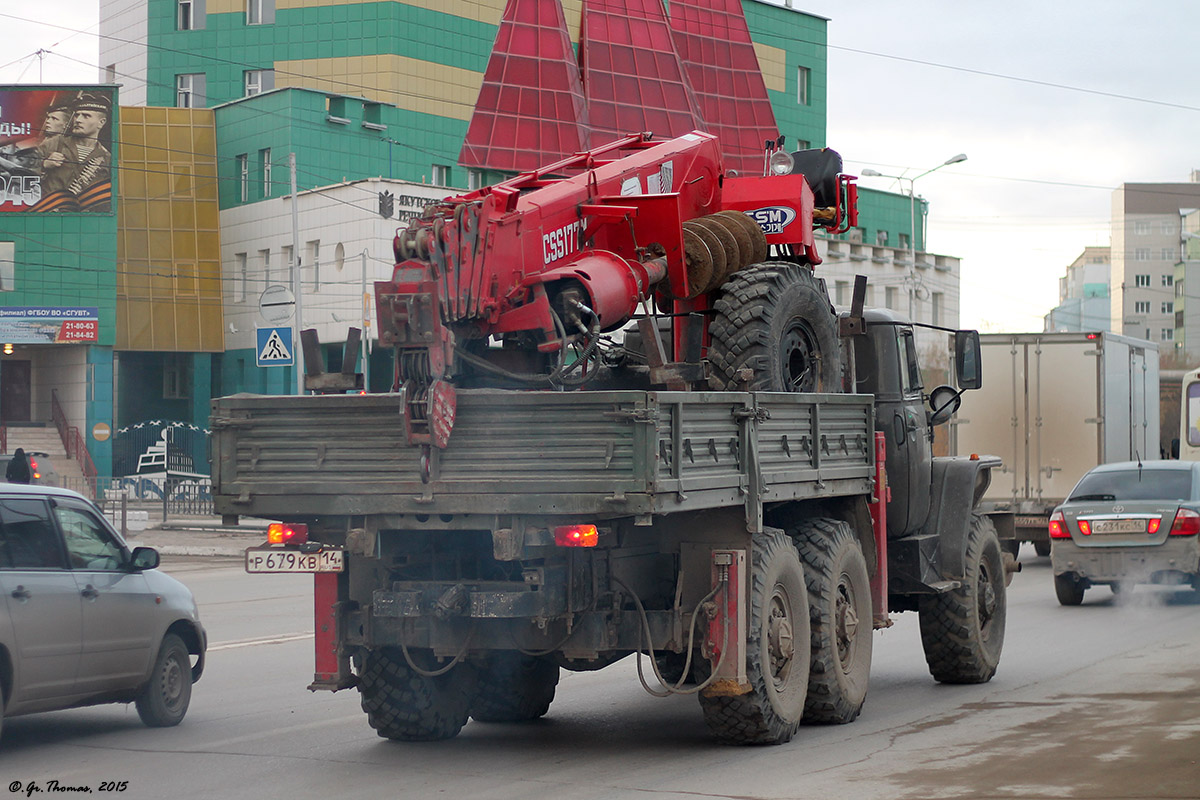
32, 91, 113, 212
0, 86, 116, 213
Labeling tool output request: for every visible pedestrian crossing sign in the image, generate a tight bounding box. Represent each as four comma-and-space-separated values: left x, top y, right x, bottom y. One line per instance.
256, 326, 294, 367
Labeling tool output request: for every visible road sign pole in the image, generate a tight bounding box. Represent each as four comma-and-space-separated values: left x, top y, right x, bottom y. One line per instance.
290, 152, 305, 395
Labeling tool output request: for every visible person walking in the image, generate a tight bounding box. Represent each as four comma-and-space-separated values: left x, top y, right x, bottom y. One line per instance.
6, 448, 31, 484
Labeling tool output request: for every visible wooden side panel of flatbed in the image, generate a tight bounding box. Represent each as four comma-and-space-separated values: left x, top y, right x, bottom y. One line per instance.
211, 390, 874, 520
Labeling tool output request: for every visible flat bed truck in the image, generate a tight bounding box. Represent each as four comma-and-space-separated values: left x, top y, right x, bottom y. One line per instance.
215, 131, 1010, 744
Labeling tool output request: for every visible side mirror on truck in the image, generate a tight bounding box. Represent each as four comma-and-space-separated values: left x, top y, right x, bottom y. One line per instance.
955, 330, 982, 391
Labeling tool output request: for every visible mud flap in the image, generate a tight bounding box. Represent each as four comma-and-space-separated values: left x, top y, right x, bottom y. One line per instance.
923, 456, 1002, 580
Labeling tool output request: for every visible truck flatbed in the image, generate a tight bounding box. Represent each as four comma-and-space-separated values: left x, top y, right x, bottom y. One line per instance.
212, 389, 875, 526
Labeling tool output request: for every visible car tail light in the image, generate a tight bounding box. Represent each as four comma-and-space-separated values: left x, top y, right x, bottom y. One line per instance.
1169, 508, 1200, 536
268, 522, 308, 545
1148, 518, 1162, 534
554, 524, 598, 547
1049, 511, 1070, 539
30, 457, 40, 480
1077, 519, 1091, 536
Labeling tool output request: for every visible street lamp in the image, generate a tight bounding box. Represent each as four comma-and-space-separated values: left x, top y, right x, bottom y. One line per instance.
862, 153, 967, 320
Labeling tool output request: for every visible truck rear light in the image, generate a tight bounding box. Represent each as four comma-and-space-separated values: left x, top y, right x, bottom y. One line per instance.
1169, 508, 1200, 536
1049, 511, 1070, 539
554, 524, 598, 547
268, 522, 309, 545
1077, 520, 1091, 536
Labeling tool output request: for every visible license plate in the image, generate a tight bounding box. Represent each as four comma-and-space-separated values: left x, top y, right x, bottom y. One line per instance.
245, 546, 345, 573
1091, 519, 1146, 534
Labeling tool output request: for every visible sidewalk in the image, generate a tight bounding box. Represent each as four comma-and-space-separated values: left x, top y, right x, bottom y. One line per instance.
120, 515, 269, 558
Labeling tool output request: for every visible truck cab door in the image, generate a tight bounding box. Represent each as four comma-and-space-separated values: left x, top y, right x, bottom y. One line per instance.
880, 329, 933, 536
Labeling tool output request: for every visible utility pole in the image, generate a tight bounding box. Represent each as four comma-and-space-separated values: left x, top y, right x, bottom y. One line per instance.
361, 250, 370, 391
289, 153, 305, 395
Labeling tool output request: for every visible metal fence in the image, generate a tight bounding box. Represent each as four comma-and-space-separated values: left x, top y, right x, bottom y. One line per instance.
58, 475, 215, 519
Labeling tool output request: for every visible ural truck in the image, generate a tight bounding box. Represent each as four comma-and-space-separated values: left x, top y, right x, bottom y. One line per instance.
955, 331, 1158, 556
214, 131, 1009, 745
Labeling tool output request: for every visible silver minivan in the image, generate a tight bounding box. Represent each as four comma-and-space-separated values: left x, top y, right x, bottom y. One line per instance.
0, 484, 206, 741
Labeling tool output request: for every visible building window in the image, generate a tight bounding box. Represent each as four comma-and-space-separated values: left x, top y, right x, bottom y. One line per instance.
1162, 328, 1174, 341
1163, 247, 1177, 261
1134, 248, 1151, 261
1134, 301, 1151, 313
0, 241, 13, 291
797, 66, 810, 105
235, 253, 248, 302
1163, 301, 1174, 314
875, 230, 888, 246
885, 286, 898, 310
104, 64, 116, 82
163, 354, 192, 400
897, 232, 910, 250
1162, 221, 1175, 235
834, 280, 848, 305
307, 240, 320, 289
467, 169, 485, 191
176, 73, 205, 108
931, 292, 943, 326
1135, 221, 1151, 235
244, 69, 274, 97
247, 0, 274, 25
258, 248, 271, 285
432, 164, 451, 186
260, 147, 272, 197
1163, 274, 1174, 287
237, 154, 248, 202
1134, 274, 1151, 287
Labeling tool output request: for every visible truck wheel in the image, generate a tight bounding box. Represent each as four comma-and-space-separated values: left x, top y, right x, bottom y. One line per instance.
1054, 573, 1086, 606
357, 647, 477, 741
707, 263, 841, 392
1034, 541, 1051, 558
699, 530, 810, 745
470, 652, 559, 722
790, 518, 873, 724
135, 633, 192, 727
918, 515, 1006, 684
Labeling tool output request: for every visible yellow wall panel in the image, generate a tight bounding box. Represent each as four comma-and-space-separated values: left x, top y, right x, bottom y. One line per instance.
276, 55, 481, 121
753, 42, 787, 93
117, 107, 225, 351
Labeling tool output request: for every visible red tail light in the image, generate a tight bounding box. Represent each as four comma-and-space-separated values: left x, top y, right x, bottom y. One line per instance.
1049, 511, 1070, 539
554, 524, 598, 547
1148, 518, 1162, 534
268, 522, 309, 545
1077, 519, 1091, 536
1169, 508, 1200, 536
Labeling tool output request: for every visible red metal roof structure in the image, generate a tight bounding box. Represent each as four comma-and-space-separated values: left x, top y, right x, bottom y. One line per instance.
459, 0, 589, 173
580, 0, 705, 148
669, 0, 779, 176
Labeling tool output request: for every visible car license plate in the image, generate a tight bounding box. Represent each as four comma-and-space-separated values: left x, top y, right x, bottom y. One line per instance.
1091, 519, 1146, 534
245, 546, 344, 573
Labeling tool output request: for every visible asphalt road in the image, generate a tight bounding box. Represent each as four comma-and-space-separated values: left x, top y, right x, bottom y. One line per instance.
3, 549, 1199, 800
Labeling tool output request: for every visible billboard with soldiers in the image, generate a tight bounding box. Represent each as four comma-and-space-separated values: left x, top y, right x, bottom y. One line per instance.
0, 85, 116, 213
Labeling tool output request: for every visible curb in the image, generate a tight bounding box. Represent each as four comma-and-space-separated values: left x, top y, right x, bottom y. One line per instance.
156, 545, 247, 558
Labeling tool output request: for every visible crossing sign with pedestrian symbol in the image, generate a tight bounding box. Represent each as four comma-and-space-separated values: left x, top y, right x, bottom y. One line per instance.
256, 326, 294, 367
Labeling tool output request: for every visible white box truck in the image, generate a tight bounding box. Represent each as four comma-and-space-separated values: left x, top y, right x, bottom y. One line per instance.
953, 332, 1159, 555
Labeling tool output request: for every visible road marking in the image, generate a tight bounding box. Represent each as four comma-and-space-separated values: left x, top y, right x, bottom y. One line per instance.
209, 632, 312, 651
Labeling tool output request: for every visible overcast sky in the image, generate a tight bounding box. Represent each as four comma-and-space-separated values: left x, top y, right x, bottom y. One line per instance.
3, 1, 1200, 332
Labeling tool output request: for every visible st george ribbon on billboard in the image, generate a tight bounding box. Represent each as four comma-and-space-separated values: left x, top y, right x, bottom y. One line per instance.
0, 85, 116, 213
